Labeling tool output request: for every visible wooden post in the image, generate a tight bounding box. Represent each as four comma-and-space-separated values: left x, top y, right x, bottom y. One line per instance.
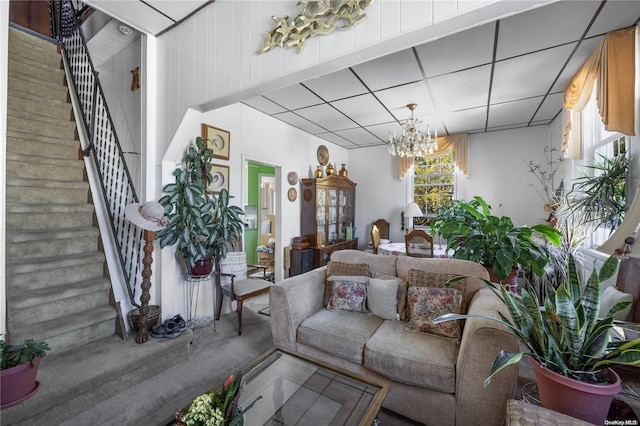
135, 230, 156, 344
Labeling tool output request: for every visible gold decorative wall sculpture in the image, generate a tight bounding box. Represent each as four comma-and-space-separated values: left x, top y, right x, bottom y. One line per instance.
257, 0, 373, 55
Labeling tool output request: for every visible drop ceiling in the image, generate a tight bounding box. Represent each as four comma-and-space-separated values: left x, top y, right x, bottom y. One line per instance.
242, 0, 640, 150
83, 0, 640, 150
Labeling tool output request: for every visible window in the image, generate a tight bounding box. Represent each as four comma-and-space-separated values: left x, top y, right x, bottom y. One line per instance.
412, 151, 455, 226
575, 92, 629, 248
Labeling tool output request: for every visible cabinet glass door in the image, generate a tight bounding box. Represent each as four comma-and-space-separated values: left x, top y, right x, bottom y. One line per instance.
316, 188, 326, 245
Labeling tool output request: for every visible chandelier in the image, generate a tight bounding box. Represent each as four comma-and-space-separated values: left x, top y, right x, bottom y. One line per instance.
388, 103, 438, 157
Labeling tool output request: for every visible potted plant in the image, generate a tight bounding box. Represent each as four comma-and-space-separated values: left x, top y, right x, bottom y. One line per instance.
1, 339, 50, 409
157, 136, 218, 276
434, 254, 640, 424
430, 196, 562, 289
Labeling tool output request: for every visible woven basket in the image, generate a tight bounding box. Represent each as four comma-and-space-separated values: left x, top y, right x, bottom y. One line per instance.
128, 305, 161, 331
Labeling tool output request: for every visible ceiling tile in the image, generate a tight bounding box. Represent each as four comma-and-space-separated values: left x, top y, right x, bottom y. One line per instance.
316, 132, 359, 148
551, 36, 603, 93
364, 122, 397, 144
533, 92, 563, 122
491, 43, 576, 104
331, 94, 395, 127
90, 1, 174, 34
262, 84, 324, 111
439, 107, 488, 134
334, 128, 382, 146
496, 1, 600, 60
271, 112, 327, 135
487, 97, 544, 128
302, 69, 369, 101
295, 104, 358, 131
587, 1, 640, 37
351, 49, 424, 91
375, 81, 435, 120
429, 65, 491, 112
243, 96, 287, 115
415, 23, 495, 77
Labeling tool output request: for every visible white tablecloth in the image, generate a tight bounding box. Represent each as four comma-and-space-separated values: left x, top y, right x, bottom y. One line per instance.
377, 242, 451, 258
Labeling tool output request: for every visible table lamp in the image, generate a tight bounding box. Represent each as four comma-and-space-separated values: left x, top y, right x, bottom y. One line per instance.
404, 202, 423, 233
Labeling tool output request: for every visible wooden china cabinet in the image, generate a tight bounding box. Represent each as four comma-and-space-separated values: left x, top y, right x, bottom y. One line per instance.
301, 175, 358, 268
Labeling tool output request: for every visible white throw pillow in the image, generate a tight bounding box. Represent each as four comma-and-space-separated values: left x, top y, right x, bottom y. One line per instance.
600, 285, 633, 321
367, 277, 401, 320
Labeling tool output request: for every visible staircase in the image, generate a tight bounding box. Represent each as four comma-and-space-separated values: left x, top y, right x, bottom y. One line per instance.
3, 26, 192, 425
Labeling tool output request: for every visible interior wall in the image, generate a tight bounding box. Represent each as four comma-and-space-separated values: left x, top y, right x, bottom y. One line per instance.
349, 124, 554, 249
158, 104, 349, 319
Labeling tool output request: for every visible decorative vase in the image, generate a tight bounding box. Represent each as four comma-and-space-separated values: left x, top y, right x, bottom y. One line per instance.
339, 164, 348, 177
486, 267, 518, 293
315, 166, 323, 178
186, 257, 214, 277
1, 357, 42, 409
326, 163, 335, 176
528, 357, 621, 425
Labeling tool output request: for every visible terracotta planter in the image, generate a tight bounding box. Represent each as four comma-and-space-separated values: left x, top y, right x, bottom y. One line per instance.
186, 257, 214, 277
486, 267, 518, 293
1, 357, 42, 409
528, 357, 621, 424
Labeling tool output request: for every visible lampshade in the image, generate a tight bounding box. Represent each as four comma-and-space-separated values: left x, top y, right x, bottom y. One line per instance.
405, 202, 423, 218
597, 179, 640, 258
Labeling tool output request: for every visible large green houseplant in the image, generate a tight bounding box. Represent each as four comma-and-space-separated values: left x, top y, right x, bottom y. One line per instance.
157, 137, 245, 276
435, 254, 640, 423
430, 196, 562, 282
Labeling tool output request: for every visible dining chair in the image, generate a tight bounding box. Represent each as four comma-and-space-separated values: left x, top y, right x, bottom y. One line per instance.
372, 218, 390, 241
371, 225, 381, 254
404, 229, 434, 258
215, 252, 273, 335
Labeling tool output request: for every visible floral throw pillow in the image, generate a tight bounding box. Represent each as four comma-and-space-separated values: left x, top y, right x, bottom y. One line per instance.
327, 275, 368, 313
405, 286, 463, 339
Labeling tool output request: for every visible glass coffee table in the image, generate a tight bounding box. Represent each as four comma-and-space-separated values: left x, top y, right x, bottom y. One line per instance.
238, 348, 388, 425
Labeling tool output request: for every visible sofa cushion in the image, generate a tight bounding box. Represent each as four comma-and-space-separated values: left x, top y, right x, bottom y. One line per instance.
330, 249, 397, 277
325, 261, 370, 306
367, 277, 401, 320
406, 269, 469, 316
298, 309, 384, 364
397, 257, 488, 314
364, 320, 459, 393
326, 275, 368, 313
405, 286, 463, 339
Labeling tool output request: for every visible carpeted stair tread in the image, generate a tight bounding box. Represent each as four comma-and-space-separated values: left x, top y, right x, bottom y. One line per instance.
6, 202, 95, 230
6, 90, 70, 112
8, 305, 119, 354
6, 226, 100, 259
7, 176, 88, 191
7, 226, 99, 243
7, 152, 82, 168
8, 75, 68, 102
9, 26, 58, 50
8, 66, 66, 94
1, 330, 193, 426
5, 202, 94, 214
6, 251, 105, 276
9, 279, 111, 328
8, 57, 65, 86
8, 114, 76, 139
10, 277, 111, 309
7, 103, 72, 127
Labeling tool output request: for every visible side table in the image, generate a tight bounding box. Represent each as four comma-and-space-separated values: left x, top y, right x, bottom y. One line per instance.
185, 273, 216, 333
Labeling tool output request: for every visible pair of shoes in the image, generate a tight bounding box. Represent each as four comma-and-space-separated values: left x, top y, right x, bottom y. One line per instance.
151, 319, 182, 338
170, 314, 187, 331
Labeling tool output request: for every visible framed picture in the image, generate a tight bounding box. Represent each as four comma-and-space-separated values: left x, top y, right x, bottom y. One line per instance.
209, 164, 229, 194
202, 124, 230, 160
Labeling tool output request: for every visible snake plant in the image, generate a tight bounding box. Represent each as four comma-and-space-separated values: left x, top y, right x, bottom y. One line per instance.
435, 254, 640, 386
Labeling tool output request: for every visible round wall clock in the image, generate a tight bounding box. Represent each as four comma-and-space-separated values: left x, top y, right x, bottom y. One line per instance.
287, 171, 299, 185
317, 145, 329, 166
288, 187, 298, 202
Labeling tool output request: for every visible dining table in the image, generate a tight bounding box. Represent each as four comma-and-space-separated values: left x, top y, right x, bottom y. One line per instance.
377, 242, 452, 258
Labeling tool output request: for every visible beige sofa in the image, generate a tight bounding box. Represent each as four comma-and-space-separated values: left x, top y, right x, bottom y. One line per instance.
269, 250, 519, 426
